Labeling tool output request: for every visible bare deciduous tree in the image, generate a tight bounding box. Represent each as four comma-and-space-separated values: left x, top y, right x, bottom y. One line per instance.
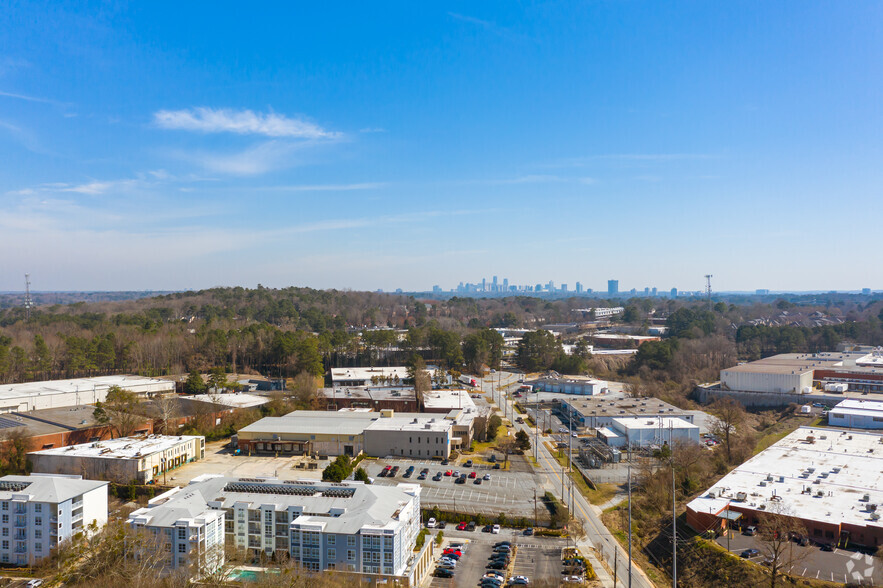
756, 503, 810, 588
710, 396, 746, 463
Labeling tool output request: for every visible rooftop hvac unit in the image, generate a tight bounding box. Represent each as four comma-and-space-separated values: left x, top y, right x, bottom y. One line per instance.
871, 513, 880, 521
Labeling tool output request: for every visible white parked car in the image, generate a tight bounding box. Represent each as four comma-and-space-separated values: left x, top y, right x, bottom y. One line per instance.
492, 524, 501, 534
427, 517, 436, 528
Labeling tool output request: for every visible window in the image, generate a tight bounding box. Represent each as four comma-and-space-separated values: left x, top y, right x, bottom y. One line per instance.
35, 543, 41, 552
35, 517, 41, 526
347, 536, 356, 547
1, 503, 6, 511
1, 515, 6, 524
1, 529, 6, 537
1, 541, 7, 549
34, 504, 41, 513
383, 552, 392, 563
178, 528, 186, 540
327, 548, 336, 560
178, 544, 186, 553
34, 530, 41, 539
347, 550, 356, 561
327, 535, 335, 545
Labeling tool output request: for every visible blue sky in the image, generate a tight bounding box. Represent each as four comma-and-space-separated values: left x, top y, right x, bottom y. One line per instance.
1, 2, 881, 293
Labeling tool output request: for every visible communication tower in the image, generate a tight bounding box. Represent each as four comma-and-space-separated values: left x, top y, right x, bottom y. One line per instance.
24, 274, 33, 321
704, 274, 713, 310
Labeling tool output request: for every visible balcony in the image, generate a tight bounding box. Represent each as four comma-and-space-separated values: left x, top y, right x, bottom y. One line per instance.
72, 513, 83, 523
14, 518, 26, 528
13, 506, 26, 515
13, 532, 26, 541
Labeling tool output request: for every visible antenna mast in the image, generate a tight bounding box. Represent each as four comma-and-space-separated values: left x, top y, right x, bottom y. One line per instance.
24, 274, 33, 321
704, 274, 713, 310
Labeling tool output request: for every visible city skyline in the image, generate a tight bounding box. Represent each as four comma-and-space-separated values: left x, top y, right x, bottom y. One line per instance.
1, 3, 882, 292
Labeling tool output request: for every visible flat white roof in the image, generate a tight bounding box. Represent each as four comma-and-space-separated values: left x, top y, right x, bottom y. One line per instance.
184, 393, 269, 409
331, 367, 411, 382
0, 375, 173, 400
612, 417, 698, 431
421, 389, 477, 412
29, 434, 203, 460
687, 426, 883, 528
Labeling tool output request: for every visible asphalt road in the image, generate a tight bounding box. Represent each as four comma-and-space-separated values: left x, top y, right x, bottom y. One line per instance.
482, 371, 655, 588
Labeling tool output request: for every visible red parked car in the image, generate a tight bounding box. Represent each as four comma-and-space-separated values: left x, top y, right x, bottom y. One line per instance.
457, 522, 468, 531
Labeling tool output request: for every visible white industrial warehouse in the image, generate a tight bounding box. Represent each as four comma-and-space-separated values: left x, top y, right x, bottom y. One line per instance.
827, 399, 883, 429
0, 375, 174, 413
597, 416, 700, 448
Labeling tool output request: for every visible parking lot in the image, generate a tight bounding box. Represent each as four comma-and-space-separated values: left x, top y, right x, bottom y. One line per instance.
716, 531, 883, 585
365, 458, 542, 519
170, 440, 326, 484
426, 528, 565, 587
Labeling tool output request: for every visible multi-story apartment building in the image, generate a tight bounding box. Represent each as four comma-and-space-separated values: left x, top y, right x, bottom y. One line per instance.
127, 489, 225, 574
0, 474, 108, 566
133, 475, 422, 578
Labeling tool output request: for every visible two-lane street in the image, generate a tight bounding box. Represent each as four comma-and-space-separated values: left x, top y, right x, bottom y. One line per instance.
478, 371, 655, 588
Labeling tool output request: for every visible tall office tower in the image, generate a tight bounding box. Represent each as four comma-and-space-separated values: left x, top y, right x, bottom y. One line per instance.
644, 287, 650, 296
547, 281, 555, 292
608, 280, 619, 297
535, 283, 543, 292
482, 278, 486, 291
576, 282, 583, 294
652, 287, 657, 296
503, 278, 508, 291
671, 287, 678, 298
492, 276, 498, 291
561, 284, 568, 292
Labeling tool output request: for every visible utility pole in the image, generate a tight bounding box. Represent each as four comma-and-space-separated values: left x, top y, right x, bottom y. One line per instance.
534, 489, 538, 528
569, 408, 574, 516
672, 422, 677, 588
614, 547, 618, 586
628, 463, 633, 588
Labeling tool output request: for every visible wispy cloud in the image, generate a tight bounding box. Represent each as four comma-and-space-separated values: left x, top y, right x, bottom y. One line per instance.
359, 127, 387, 134
0, 90, 61, 105
448, 12, 496, 28
491, 174, 565, 185
153, 107, 340, 139
259, 182, 389, 192
176, 141, 305, 175
447, 12, 528, 41
0, 57, 30, 76
548, 153, 718, 168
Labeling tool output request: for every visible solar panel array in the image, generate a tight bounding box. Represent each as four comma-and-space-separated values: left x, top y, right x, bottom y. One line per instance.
0, 417, 23, 431
0, 481, 31, 492
223, 482, 355, 499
